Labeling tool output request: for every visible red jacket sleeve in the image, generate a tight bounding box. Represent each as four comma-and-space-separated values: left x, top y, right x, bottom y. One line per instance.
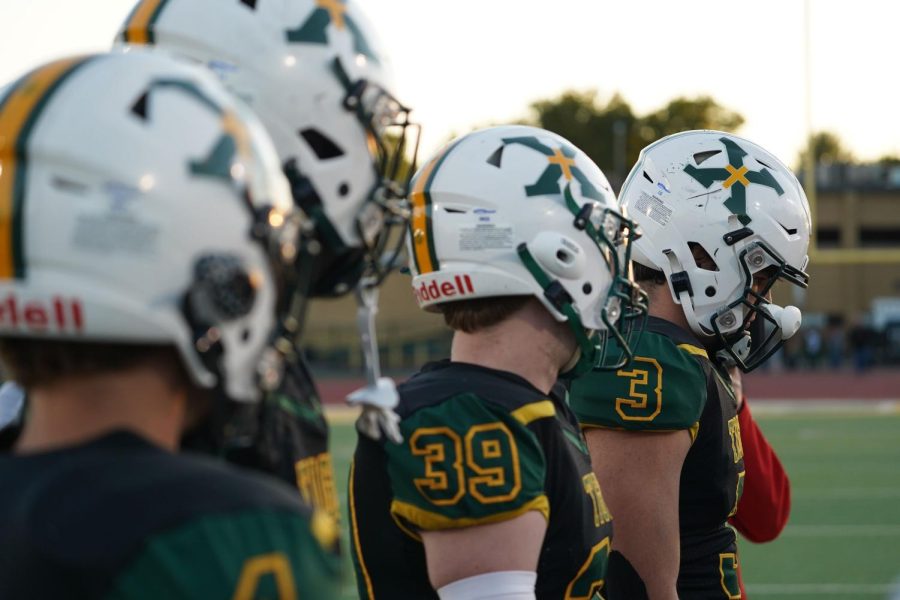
728, 398, 791, 543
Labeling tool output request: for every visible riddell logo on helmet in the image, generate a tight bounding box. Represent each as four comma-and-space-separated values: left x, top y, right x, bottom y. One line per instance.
414, 275, 475, 303
0, 295, 84, 332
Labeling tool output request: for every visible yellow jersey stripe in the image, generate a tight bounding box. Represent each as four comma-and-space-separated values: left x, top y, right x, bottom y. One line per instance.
677, 343, 708, 358
348, 459, 376, 599
0, 56, 92, 279
391, 494, 550, 531
122, 0, 168, 45
688, 420, 700, 444
511, 400, 556, 425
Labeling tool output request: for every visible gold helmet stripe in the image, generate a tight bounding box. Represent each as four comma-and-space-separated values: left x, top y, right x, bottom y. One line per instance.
0, 56, 94, 279
121, 0, 170, 45
408, 137, 465, 275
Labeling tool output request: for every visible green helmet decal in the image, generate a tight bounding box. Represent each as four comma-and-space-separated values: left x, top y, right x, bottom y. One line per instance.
497, 136, 603, 201
136, 79, 247, 183
285, 0, 379, 64
683, 137, 784, 225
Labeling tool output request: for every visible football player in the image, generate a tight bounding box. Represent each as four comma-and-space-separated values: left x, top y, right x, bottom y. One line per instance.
115, 0, 419, 518
0, 50, 340, 597
349, 125, 647, 599
728, 386, 792, 599
569, 130, 810, 599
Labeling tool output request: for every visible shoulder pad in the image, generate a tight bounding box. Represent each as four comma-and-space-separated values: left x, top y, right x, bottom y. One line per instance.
386, 393, 550, 531
569, 329, 708, 431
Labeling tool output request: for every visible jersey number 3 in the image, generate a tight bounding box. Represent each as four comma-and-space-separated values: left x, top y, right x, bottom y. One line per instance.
410, 423, 521, 506
615, 356, 663, 422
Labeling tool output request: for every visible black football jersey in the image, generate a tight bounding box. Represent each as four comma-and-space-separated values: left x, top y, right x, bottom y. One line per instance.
570, 317, 745, 599
0, 431, 341, 599
350, 361, 612, 600
190, 355, 341, 524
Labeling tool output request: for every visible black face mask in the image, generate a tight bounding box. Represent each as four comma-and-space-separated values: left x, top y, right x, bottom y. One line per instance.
710, 242, 808, 372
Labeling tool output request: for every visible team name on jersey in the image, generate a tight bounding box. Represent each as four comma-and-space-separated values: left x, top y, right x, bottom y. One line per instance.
413, 275, 475, 304
0, 294, 83, 332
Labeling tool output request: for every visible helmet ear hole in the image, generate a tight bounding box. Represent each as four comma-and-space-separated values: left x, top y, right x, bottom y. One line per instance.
187, 254, 257, 326
530, 232, 585, 279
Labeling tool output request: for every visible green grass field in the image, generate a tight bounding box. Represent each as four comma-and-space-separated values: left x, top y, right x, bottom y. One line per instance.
326, 408, 900, 600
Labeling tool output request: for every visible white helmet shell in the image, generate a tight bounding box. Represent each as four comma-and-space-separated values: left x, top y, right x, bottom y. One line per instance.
118, 0, 416, 294
622, 130, 810, 367
406, 126, 648, 377
0, 49, 296, 402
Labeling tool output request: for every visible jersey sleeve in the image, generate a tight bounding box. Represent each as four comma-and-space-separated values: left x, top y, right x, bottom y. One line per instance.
104, 508, 342, 600
385, 393, 549, 532
728, 399, 791, 542
569, 334, 708, 432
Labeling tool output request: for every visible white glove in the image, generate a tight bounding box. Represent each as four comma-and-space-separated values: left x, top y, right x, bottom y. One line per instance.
347, 376, 402, 444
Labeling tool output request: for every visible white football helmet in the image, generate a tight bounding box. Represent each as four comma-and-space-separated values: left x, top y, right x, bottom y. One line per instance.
117, 0, 418, 297
622, 130, 811, 370
0, 50, 299, 403
408, 125, 647, 375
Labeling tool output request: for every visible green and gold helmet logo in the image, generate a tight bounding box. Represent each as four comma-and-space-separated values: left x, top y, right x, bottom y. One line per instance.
683, 137, 784, 225
286, 0, 379, 64
490, 136, 604, 201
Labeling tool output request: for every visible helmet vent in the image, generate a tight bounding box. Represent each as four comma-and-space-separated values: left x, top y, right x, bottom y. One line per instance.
443, 207, 467, 214
688, 242, 719, 271
131, 92, 149, 121
486, 146, 504, 168
779, 222, 798, 235
239, 0, 257, 8
642, 171, 654, 184
300, 129, 344, 160
756, 157, 774, 169
693, 150, 721, 165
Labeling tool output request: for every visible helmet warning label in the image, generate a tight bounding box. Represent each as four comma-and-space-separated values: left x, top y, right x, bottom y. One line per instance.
635, 191, 672, 227
459, 224, 513, 251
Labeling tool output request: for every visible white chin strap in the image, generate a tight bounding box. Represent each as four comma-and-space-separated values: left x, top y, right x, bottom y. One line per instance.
561, 346, 582, 374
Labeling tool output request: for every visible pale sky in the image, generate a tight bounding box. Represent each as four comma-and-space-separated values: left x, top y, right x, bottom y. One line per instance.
1, 0, 898, 166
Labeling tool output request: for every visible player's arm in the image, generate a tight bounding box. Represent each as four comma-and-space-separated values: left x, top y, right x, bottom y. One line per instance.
569, 339, 708, 600
385, 395, 551, 599
422, 511, 546, 597
728, 398, 791, 542
585, 428, 690, 600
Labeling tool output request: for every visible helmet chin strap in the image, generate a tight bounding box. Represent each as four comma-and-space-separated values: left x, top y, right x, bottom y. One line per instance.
561, 346, 582, 374
663, 249, 708, 339
345, 277, 403, 444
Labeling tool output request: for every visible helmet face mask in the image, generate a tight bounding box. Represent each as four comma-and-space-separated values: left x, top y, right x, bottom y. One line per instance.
560, 186, 648, 372
117, 0, 420, 298
710, 241, 809, 370
327, 55, 419, 290
622, 130, 811, 371
407, 125, 647, 376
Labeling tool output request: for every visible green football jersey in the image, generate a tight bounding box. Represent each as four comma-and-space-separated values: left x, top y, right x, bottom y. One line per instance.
351, 360, 612, 600
0, 431, 342, 599
570, 317, 746, 599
